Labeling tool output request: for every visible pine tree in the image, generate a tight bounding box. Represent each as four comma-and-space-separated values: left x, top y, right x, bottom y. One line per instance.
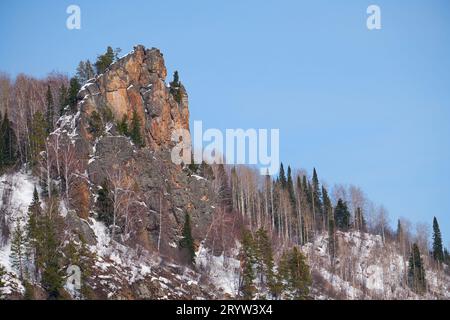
179, 213, 195, 265
240, 230, 256, 299
169, 71, 182, 103
10, 221, 28, 280
432, 217, 444, 263
334, 199, 351, 231
408, 243, 426, 294
95, 46, 115, 74
130, 109, 144, 147
97, 180, 114, 226
45, 85, 54, 135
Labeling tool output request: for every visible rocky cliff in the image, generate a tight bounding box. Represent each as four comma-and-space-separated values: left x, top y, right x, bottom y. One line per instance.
57, 44, 216, 261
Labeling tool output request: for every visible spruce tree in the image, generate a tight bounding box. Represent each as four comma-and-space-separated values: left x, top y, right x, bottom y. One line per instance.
255, 228, 275, 295
68, 77, 81, 108
286, 166, 296, 208
26, 186, 42, 272
130, 109, 144, 147
432, 217, 444, 263
408, 243, 426, 294
240, 230, 256, 299
0, 110, 17, 166
287, 247, 311, 300
311, 168, 323, 228
45, 85, 54, 134
10, 221, 28, 280
41, 215, 63, 299
334, 199, 351, 232
97, 180, 114, 226
180, 213, 195, 265
279, 163, 287, 189
323, 186, 337, 260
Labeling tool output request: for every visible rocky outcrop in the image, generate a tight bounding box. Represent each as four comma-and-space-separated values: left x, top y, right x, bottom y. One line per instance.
76, 45, 189, 152
59, 45, 216, 262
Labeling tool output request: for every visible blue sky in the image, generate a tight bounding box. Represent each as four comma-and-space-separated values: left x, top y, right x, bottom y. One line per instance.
0, 0, 449, 245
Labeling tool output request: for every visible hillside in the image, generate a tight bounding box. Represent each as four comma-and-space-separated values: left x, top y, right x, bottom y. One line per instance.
0, 45, 449, 300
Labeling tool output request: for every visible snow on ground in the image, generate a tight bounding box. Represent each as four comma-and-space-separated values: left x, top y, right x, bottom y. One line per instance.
303, 231, 450, 300
196, 242, 241, 296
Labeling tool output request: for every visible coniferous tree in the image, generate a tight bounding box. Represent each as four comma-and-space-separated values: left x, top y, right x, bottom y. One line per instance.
64, 236, 96, 298
286, 166, 296, 208
240, 230, 256, 299
68, 77, 81, 108
10, 221, 28, 280
117, 114, 129, 136
311, 168, 323, 228
95, 46, 115, 74
45, 85, 54, 134
180, 213, 195, 265
169, 71, 182, 103
40, 213, 63, 299
97, 180, 114, 226
76, 60, 95, 84
255, 228, 275, 295
0, 110, 17, 167
334, 199, 351, 232
432, 217, 444, 263
323, 186, 337, 260
408, 243, 426, 294
130, 109, 144, 147
279, 163, 287, 189
26, 186, 42, 273
278, 247, 311, 299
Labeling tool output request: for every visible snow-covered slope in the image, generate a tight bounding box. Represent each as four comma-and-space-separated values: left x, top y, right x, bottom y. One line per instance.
304, 231, 450, 300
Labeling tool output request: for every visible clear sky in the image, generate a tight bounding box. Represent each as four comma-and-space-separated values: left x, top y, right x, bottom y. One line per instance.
0, 0, 449, 245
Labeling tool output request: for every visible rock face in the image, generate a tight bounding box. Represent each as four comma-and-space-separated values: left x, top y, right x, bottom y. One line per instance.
63, 45, 216, 262
77, 45, 189, 151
